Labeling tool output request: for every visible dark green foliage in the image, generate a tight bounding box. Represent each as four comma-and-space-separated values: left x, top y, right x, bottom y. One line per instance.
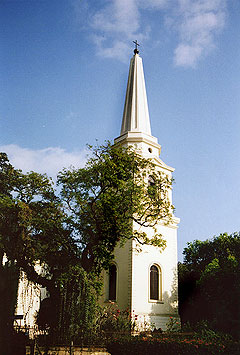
57, 142, 171, 273
36, 267, 101, 343
106, 334, 240, 355
0, 152, 72, 351
56, 265, 101, 343
178, 233, 240, 338
0, 331, 27, 355
0, 153, 74, 292
0, 262, 20, 355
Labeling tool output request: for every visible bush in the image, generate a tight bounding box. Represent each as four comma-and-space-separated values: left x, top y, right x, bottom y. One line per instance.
193, 320, 233, 343
95, 302, 136, 334
166, 317, 181, 332
106, 334, 240, 355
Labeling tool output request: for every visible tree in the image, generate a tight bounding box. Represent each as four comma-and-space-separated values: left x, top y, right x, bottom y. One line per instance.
0, 142, 174, 343
0, 153, 75, 351
178, 233, 240, 337
0, 153, 77, 289
57, 142, 172, 273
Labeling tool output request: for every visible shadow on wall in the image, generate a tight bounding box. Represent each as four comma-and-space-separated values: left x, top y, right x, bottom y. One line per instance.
149, 267, 179, 330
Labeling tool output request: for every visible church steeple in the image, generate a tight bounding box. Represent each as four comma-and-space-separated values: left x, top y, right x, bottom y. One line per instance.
120, 48, 152, 136
100, 45, 180, 329
115, 46, 163, 160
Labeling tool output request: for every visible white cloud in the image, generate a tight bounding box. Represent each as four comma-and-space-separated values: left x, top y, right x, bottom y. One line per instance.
90, 0, 142, 62
75, 0, 167, 62
92, 0, 139, 35
139, 0, 168, 9
174, 0, 227, 67
174, 44, 203, 67
73, 0, 228, 67
0, 144, 87, 179
92, 37, 131, 61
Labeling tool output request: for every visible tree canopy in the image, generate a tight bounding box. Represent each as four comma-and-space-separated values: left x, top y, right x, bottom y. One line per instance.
178, 232, 240, 338
0, 152, 75, 291
57, 143, 172, 273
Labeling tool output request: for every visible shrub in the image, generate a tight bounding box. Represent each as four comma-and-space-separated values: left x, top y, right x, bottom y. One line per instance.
106, 334, 240, 355
95, 302, 135, 334
193, 320, 233, 343
166, 317, 181, 332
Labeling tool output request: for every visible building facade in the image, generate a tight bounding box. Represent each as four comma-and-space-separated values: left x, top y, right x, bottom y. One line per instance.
99, 49, 180, 331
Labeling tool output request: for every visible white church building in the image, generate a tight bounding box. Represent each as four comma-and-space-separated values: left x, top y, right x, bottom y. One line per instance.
99, 46, 180, 331
15, 46, 180, 332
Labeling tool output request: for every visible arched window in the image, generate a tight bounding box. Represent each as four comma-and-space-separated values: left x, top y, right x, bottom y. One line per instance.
150, 264, 161, 301
109, 264, 117, 301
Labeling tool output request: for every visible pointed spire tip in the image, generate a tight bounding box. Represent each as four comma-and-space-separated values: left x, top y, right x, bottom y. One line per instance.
133, 40, 140, 54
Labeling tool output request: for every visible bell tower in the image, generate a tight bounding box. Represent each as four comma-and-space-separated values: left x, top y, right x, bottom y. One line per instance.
100, 45, 180, 330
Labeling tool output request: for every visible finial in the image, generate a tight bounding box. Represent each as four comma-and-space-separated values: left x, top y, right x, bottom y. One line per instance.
133, 40, 140, 54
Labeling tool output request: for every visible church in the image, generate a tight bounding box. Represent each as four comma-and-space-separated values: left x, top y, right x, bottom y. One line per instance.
15, 45, 180, 331
99, 45, 180, 330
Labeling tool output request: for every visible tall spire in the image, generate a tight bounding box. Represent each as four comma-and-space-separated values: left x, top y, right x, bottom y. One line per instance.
115, 44, 165, 163
120, 48, 151, 136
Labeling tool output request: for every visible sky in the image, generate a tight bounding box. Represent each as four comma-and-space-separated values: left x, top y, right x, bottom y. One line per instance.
1, 0, 240, 261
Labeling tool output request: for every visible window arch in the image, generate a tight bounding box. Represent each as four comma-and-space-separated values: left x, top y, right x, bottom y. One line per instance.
150, 264, 162, 301
108, 264, 117, 301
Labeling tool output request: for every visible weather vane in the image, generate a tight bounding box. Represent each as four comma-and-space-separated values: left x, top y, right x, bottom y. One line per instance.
133, 40, 140, 54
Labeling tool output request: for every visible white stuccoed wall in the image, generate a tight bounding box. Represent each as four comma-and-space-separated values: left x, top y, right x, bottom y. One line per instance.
15, 264, 48, 329
100, 215, 179, 331
131, 221, 179, 330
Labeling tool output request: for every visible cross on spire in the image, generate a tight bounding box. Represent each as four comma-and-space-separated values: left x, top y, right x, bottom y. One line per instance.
133, 40, 140, 54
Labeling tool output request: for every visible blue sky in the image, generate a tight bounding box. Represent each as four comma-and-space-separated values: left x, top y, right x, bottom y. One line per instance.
1, 0, 240, 260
